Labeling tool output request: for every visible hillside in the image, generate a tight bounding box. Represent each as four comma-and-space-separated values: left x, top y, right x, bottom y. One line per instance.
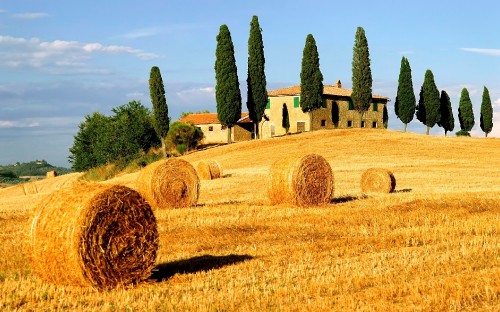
1, 129, 499, 311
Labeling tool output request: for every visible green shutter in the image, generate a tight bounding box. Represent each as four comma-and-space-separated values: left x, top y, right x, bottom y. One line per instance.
373, 102, 378, 111
322, 98, 327, 108
348, 99, 354, 110
294, 96, 299, 108
266, 99, 270, 109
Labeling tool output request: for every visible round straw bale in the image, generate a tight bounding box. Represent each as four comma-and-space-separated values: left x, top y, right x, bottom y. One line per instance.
46, 170, 57, 178
360, 168, 396, 194
28, 183, 158, 290
136, 158, 200, 209
268, 154, 334, 206
197, 160, 223, 180
23, 181, 38, 195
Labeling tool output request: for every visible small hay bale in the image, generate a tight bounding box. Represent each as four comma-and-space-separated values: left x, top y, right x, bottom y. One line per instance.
28, 183, 158, 290
46, 170, 57, 178
360, 168, 396, 194
268, 154, 334, 206
136, 158, 200, 209
197, 160, 223, 180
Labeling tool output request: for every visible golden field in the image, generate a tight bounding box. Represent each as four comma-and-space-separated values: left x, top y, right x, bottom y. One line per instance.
0, 129, 499, 311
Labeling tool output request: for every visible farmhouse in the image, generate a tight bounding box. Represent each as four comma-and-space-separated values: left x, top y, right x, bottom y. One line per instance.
262, 80, 389, 138
179, 112, 253, 144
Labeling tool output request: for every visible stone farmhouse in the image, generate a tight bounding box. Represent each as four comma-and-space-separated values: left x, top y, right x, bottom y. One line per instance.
261, 80, 389, 138
179, 80, 389, 143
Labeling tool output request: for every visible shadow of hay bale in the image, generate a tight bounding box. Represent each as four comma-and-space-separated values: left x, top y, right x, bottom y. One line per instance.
150, 254, 253, 282
330, 194, 367, 204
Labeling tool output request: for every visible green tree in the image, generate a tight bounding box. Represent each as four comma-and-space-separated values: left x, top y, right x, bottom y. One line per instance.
351, 26, 372, 123
165, 122, 204, 154
480, 86, 493, 137
68, 101, 160, 172
247, 15, 267, 139
437, 90, 454, 136
395, 56, 416, 132
282, 103, 290, 133
215, 24, 242, 143
383, 104, 389, 129
416, 69, 440, 135
110, 101, 160, 156
68, 112, 112, 171
300, 34, 323, 131
458, 87, 475, 133
149, 66, 170, 157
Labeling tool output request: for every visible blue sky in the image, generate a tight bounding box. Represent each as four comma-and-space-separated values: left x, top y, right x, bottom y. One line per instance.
1, 0, 499, 167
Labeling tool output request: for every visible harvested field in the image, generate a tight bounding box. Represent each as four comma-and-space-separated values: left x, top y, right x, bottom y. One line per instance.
1, 129, 499, 311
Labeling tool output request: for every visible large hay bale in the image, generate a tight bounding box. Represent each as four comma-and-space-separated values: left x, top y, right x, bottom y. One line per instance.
360, 168, 396, 194
28, 183, 158, 290
268, 154, 334, 206
197, 160, 222, 180
136, 158, 200, 209
46, 170, 57, 178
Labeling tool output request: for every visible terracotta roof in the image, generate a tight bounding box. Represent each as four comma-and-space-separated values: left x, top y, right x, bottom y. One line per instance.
178, 112, 250, 125
267, 84, 389, 100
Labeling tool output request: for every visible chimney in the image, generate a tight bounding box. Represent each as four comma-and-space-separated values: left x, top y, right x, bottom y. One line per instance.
336, 80, 342, 88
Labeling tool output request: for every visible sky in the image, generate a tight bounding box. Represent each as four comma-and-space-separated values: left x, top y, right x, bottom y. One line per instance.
1, 0, 499, 167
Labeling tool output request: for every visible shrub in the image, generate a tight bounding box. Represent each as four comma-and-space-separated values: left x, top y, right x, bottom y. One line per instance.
456, 130, 471, 137
166, 122, 204, 154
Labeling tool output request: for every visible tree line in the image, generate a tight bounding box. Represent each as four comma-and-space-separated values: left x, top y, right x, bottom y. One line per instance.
395, 57, 494, 137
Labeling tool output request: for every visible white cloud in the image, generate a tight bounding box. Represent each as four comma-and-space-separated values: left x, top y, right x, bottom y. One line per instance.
176, 87, 215, 100
0, 35, 160, 71
0, 120, 39, 128
12, 12, 49, 19
117, 27, 160, 39
461, 48, 500, 56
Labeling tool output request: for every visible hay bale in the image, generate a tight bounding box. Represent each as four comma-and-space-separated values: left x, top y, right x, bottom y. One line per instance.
46, 170, 57, 178
136, 158, 200, 209
197, 160, 222, 180
268, 154, 334, 206
360, 168, 396, 194
28, 183, 158, 290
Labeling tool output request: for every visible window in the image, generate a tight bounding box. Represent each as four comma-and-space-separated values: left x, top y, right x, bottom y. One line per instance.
348, 99, 354, 110
321, 120, 326, 127
373, 102, 378, 112
208, 126, 214, 131
361, 121, 366, 128
347, 120, 353, 128
266, 99, 270, 109
294, 96, 300, 108
372, 121, 378, 128
221, 125, 227, 130
321, 98, 327, 108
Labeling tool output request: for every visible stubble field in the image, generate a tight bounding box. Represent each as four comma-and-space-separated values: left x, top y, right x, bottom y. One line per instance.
0, 129, 499, 311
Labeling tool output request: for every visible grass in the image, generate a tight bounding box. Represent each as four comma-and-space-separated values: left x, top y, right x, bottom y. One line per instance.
0, 129, 499, 311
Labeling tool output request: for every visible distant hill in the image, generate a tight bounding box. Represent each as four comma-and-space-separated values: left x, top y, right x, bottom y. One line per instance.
0, 160, 72, 186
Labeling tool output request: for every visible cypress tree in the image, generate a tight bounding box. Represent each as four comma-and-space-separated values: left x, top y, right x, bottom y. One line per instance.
480, 86, 493, 137
395, 57, 416, 132
437, 90, 454, 136
351, 26, 372, 123
458, 88, 475, 133
300, 34, 323, 131
215, 24, 242, 143
383, 104, 389, 129
149, 66, 169, 157
415, 70, 440, 135
247, 15, 267, 139
282, 103, 290, 133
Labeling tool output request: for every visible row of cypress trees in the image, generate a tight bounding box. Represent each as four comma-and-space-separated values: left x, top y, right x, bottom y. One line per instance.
395, 57, 494, 137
